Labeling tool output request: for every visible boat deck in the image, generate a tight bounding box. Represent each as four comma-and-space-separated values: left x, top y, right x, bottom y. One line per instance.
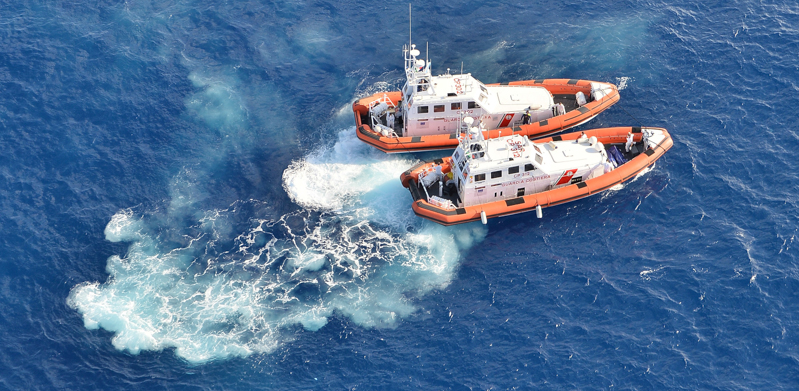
621, 142, 646, 160
417, 180, 461, 206
552, 94, 582, 113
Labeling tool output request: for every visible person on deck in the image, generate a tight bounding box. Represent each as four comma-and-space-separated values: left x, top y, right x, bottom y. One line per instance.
387, 111, 395, 129
625, 132, 635, 152
521, 110, 531, 125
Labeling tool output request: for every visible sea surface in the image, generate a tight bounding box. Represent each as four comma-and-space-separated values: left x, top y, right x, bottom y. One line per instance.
1, 0, 798, 389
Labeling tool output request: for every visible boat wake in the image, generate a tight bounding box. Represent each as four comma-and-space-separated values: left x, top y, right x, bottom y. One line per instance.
68, 126, 486, 363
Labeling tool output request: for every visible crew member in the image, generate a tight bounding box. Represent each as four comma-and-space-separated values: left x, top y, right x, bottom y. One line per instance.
521, 109, 531, 125
625, 132, 635, 152
387, 111, 395, 129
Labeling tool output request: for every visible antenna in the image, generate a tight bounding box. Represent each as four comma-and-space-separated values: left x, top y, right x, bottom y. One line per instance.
461, 61, 463, 75
408, 4, 412, 50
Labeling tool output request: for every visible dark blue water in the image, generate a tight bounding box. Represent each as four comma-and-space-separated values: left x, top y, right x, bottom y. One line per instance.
2, 0, 799, 389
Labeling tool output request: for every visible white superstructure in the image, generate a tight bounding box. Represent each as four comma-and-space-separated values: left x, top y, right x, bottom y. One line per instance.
388, 43, 557, 137
425, 119, 612, 207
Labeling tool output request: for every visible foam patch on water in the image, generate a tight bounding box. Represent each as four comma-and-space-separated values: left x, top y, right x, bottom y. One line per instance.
69, 128, 486, 363
282, 130, 405, 213
616, 76, 632, 91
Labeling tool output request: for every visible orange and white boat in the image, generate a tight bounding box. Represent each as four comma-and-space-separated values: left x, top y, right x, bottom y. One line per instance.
400, 119, 673, 225
353, 40, 620, 153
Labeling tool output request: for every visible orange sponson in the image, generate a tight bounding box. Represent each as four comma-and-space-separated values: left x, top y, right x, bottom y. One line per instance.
399, 126, 673, 225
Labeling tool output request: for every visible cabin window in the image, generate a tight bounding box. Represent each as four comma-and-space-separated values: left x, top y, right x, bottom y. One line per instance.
417, 106, 429, 114
434, 105, 445, 113
524, 163, 535, 172
491, 170, 502, 179
508, 166, 519, 174
533, 145, 541, 153
517, 188, 525, 197
480, 85, 488, 94
451, 102, 461, 110
468, 101, 478, 109
475, 173, 485, 182
535, 154, 544, 165
479, 94, 488, 103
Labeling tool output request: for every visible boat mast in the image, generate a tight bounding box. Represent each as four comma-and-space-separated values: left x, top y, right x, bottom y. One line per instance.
409, 4, 412, 51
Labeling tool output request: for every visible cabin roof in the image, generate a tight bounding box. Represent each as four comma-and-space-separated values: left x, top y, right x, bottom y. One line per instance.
412, 73, 480, 101
459, 135, 607, 175
486, 86, 554, 112
411, 74, 554, 113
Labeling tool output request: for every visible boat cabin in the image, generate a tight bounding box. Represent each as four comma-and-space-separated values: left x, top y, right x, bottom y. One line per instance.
418, 122, 609, 208
369, 43, 569, 138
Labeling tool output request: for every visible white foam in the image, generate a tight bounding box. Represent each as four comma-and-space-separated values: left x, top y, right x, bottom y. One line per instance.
282, 130, 418, 224
604, 164, 654, 198
616, 76, 632, 91
632, 164, 654, 181
104, 209, 144, 242
69, 128, 486, 363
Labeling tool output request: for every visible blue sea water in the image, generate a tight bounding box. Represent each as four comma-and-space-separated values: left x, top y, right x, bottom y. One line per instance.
1, 0, 799, 389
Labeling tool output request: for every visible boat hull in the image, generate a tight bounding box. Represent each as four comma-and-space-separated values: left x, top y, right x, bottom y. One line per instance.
354, 79, 620, 153
399, 126, 673, 226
